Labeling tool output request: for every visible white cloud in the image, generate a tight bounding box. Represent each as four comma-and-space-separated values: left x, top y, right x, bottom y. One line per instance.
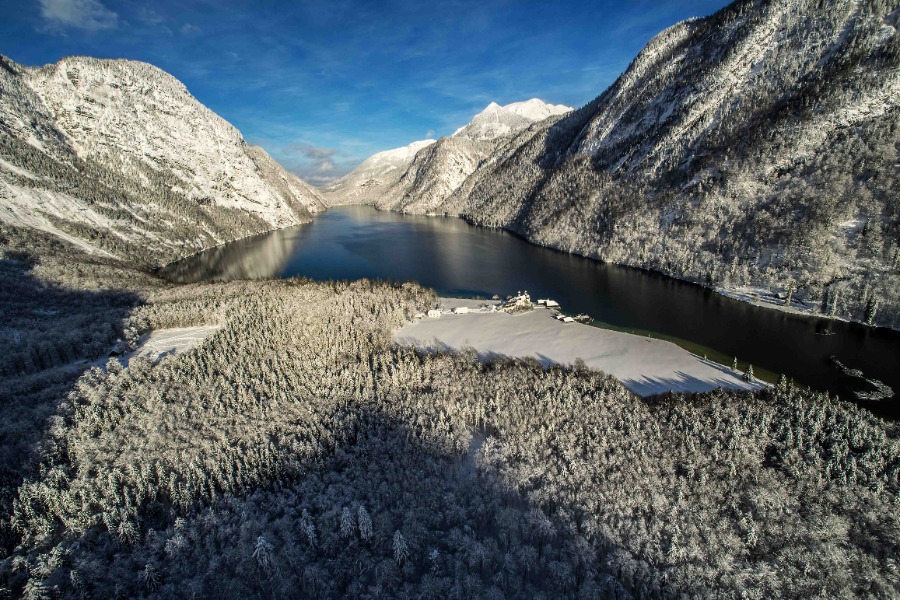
38, 0, 119, 31
180, 23, 201, 35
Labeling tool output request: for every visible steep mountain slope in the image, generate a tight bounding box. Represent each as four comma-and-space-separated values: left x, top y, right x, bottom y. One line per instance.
0, 54, 324, 266
446, 0, 899, 328
380, 99, 572, 213
325, 99, 571, 213
320, 139, 435, 205
375, 135, 496, 214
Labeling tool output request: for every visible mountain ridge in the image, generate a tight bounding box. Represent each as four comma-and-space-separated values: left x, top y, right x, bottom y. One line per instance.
324, 98, 573, 212
0, 53, 324, 266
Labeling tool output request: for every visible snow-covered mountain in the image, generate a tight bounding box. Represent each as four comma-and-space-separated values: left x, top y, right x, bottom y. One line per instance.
0, 54, 324, 265
321, 139, 435, 205
396, 0, 899, 328
325, 98, 571, 212
503, 98, 573, 121
453, 100, 571, 141
374, 136, 497, 214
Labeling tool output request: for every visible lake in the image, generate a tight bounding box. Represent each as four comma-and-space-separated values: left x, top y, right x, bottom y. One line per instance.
163, 205, 899, 418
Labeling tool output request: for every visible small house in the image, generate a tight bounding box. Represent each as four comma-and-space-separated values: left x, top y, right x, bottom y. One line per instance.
452, 306, 470, 314
427, 309, 442, 318
537, 299, 547, 305
546, 300, 560, 308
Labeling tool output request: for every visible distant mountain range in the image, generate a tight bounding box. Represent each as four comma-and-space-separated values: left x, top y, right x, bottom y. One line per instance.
322, 99, 572, 212
327, 0, 900, 328
0, 54, 324, 266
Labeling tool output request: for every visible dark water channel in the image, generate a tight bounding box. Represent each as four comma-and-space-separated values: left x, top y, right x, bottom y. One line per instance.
163, 205, 899, 418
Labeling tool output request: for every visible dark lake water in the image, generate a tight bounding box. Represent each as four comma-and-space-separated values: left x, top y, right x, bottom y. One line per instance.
163, 205, 899, 418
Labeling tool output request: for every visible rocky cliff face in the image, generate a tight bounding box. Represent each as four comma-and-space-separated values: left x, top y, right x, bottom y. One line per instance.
0, 54, 324, 265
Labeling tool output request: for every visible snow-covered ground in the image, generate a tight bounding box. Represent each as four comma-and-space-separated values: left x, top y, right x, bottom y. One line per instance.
395, 298, 764, 397
717, 285, 825, 320
125, 325, 221, 364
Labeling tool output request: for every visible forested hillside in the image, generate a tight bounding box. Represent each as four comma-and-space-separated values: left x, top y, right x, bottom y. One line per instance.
363, 0, 899, 328
1, 229, 898, 599
0, 54, 324, 266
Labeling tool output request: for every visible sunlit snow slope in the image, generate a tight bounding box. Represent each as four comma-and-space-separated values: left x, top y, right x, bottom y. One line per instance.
0, 54, 324, 265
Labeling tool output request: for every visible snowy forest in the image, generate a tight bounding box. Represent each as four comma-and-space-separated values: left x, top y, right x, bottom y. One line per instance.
1, 225, 898, 599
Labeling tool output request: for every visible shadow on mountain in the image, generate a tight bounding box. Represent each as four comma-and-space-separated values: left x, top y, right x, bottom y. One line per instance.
0, 248, 143, 553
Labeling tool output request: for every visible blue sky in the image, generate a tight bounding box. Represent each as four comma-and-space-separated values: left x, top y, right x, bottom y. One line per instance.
2, 0, 731, 184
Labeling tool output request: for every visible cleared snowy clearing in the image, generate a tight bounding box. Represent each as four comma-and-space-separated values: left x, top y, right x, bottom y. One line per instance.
126, 325, 222, 364
395, 298, 763, 397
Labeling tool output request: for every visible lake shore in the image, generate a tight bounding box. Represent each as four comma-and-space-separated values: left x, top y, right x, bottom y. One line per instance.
395, 298, 765, 397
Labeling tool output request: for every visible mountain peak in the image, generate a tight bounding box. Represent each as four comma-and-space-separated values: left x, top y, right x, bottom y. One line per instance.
454, 98, 570, 141
503, 98, 572, 121
0, 54, 324, 263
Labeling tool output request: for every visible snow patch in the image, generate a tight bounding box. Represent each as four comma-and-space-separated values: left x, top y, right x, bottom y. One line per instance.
0, 181, 116, 256
0, 158, 37, 180
126, 325, 222, 364
503, 98, 573, 121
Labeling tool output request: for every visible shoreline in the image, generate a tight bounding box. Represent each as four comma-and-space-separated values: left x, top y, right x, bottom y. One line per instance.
155, 215, 314, 273
322, 201, 894, 332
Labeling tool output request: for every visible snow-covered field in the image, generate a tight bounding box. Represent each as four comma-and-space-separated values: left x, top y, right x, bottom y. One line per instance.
126, 325, 222, 364
395, 298, 763, 397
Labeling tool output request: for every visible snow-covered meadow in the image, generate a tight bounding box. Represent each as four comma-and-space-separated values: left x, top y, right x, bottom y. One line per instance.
395, 298, 763, 396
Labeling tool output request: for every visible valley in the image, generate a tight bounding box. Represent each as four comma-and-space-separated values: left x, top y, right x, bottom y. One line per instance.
0, 0, 898, 597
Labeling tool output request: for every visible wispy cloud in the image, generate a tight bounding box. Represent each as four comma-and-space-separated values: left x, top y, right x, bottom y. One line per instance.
137, 6, 164, 26
38, 0, 118, 32
180, 23, 201, 35
271, 142, 360, 186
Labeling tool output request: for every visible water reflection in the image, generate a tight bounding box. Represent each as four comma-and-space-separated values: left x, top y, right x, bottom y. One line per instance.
164, 228, 298, 282
162, 205, 900, 418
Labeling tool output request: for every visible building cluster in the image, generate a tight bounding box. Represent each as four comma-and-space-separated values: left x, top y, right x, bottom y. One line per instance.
501, 291, 533, 313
